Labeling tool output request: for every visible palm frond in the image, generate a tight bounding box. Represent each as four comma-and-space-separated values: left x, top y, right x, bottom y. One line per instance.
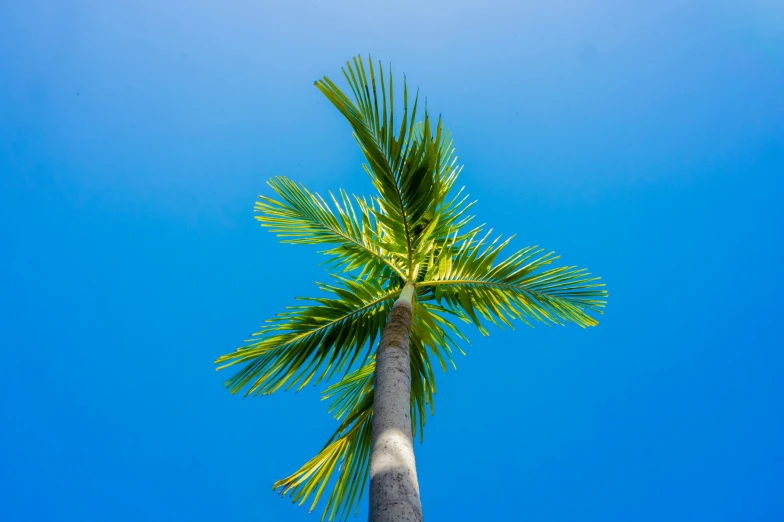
418, 230, 608, 330
411, 123, 476, 245
274, 390, 373, 521
215, 277, 399, 396
315, 55, 446, 277
322, 361, 375, 422
255, 176, 407, 280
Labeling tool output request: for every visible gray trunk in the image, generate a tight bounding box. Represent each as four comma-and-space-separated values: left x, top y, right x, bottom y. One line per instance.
369, 283, 423, 522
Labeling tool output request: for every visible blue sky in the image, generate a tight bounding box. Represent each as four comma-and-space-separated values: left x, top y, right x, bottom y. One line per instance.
2, 1, 783, 520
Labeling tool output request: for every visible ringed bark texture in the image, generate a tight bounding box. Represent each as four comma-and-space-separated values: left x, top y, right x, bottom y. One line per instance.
369, 287, 423, 522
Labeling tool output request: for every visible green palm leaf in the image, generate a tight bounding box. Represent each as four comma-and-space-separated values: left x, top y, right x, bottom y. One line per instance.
419, 229, 607, 331
411, 122, 476, 246
315, 56, 447, 278
274, 387, 373, 521
255, 176, 407, 280
216, 277, 398, 396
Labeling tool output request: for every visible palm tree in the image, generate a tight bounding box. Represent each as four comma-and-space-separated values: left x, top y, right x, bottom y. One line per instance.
216, 55, 607, 522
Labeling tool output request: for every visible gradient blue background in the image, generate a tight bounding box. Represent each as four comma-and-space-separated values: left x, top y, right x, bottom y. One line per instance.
2, 1, 783, 520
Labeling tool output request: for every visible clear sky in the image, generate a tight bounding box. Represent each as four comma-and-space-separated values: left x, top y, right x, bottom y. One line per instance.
2, 1, 783, 521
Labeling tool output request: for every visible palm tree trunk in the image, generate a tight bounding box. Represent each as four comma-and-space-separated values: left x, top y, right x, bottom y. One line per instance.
369, 282, 423, 522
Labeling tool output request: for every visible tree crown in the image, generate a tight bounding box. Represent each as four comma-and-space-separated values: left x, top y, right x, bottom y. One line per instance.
216, 55, 608, 521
